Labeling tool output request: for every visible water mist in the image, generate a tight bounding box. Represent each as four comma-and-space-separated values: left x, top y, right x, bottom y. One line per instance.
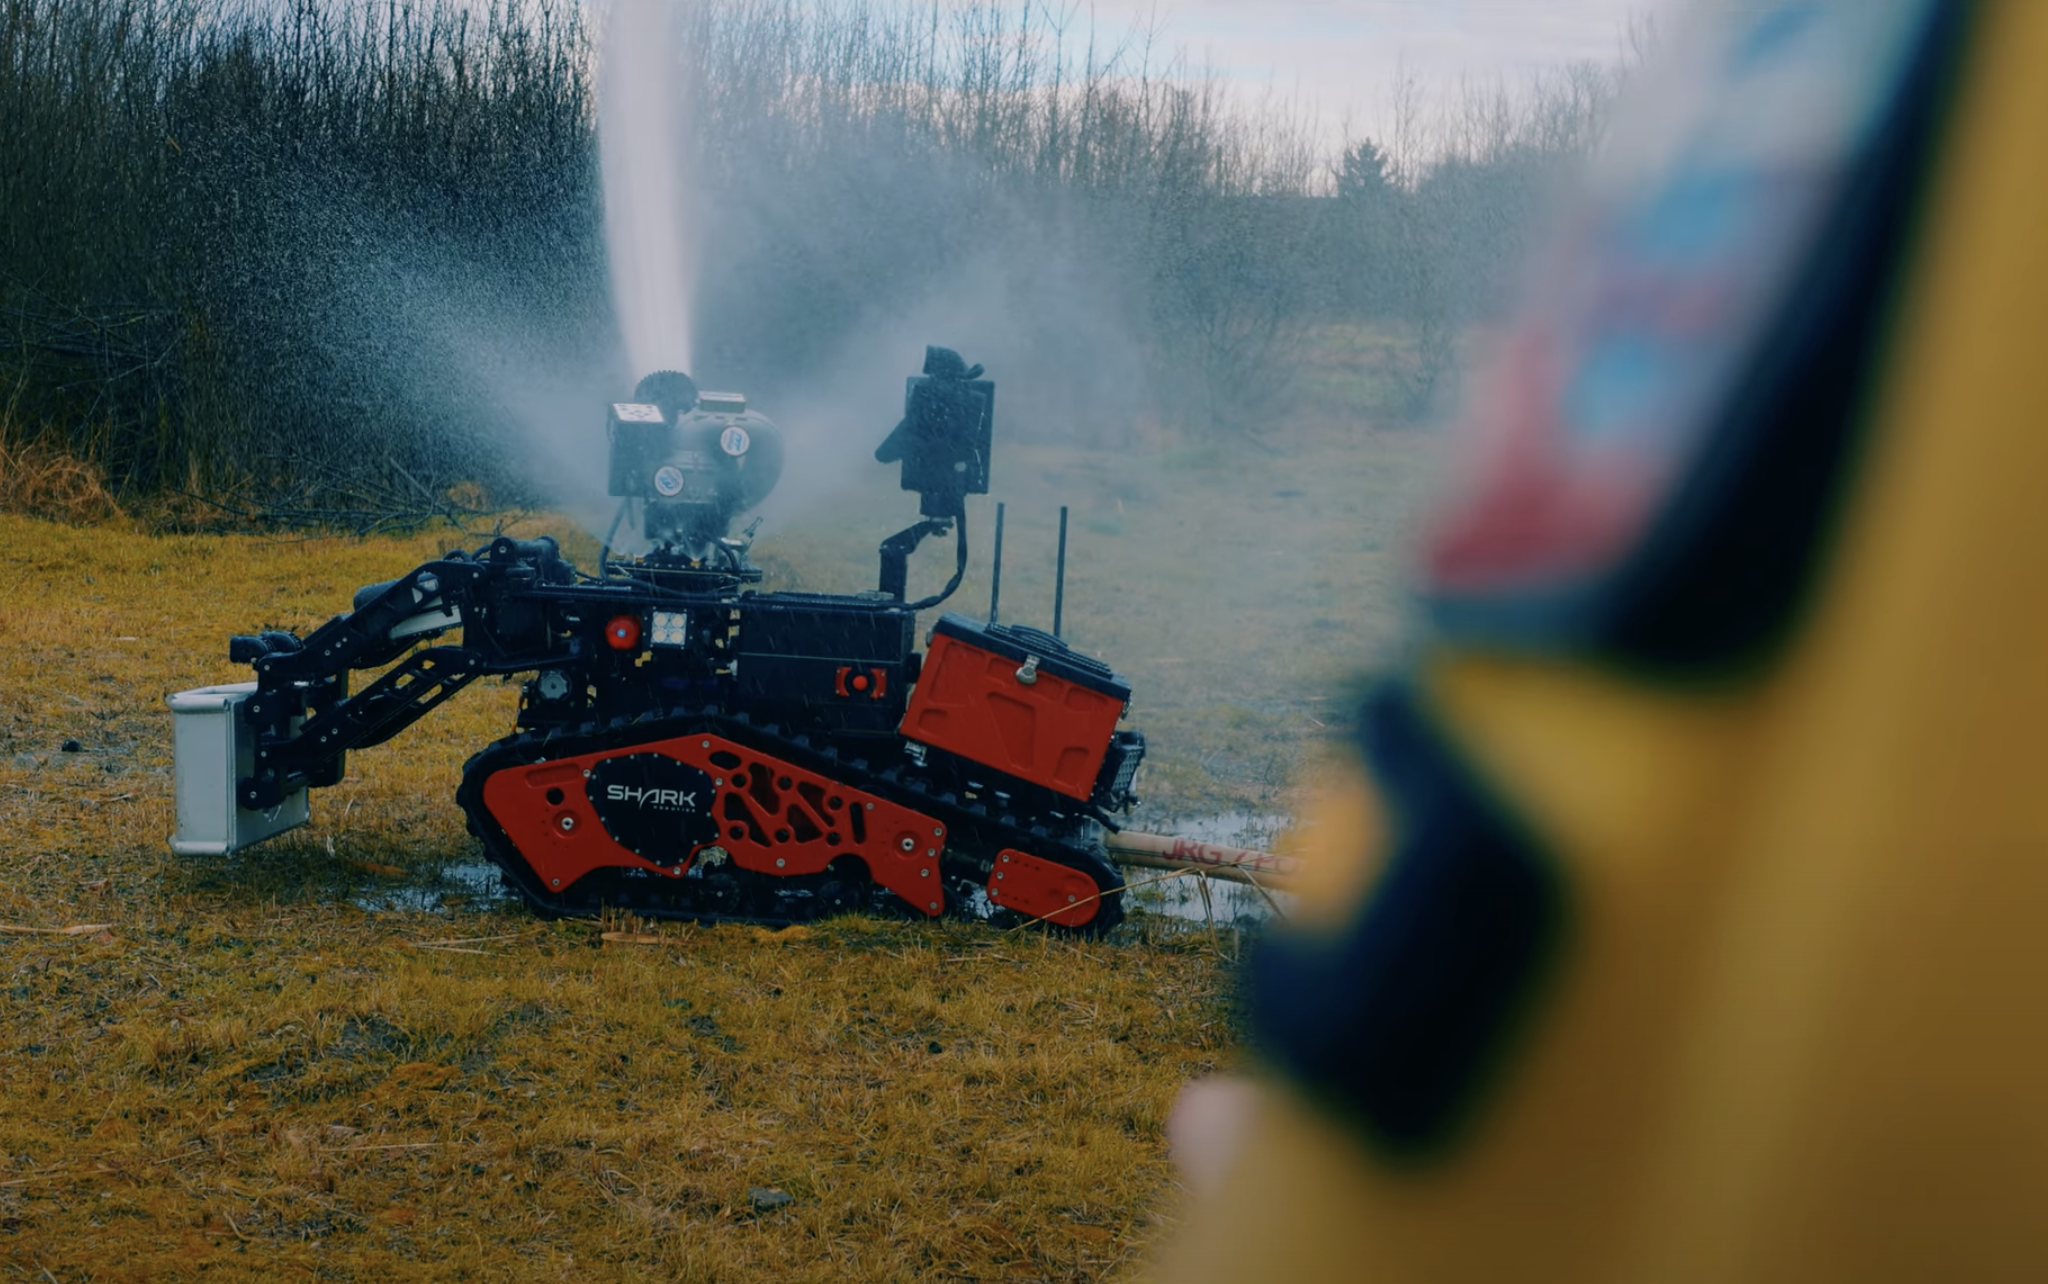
600, 0, 694, 380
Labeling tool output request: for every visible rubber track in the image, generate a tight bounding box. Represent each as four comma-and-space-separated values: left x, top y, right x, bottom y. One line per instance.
454, 706, 1126, 937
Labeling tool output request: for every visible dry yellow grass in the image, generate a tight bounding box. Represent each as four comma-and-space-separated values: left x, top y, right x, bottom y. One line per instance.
0, 434, 123, 524
0, 513, 1242, 1281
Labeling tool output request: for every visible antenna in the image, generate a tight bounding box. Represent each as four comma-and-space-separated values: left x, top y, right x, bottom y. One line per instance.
988, 501, 1006, 625
1054, 505, 1068, 640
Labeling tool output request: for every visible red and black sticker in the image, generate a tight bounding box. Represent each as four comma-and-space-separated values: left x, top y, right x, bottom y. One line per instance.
1418, 0, 1958, 668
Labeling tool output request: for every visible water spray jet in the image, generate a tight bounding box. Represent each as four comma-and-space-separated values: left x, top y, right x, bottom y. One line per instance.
600, 0, 696, 381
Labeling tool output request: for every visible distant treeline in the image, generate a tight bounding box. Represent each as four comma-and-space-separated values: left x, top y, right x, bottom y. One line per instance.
0, 0, 1620, 518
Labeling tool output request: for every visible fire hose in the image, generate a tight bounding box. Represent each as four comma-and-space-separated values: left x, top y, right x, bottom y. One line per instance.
1103, 831, 1300, 891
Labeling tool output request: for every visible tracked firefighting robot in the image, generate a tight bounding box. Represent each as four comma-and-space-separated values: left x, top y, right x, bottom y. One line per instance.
1157, 2, 2048, 1280
168, 348, 1144, 933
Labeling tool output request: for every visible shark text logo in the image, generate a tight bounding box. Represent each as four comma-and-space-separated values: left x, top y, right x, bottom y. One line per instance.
604, 784, 700, 811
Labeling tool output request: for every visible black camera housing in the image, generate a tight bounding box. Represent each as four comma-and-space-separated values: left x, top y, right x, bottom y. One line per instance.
876, 346, 994, 518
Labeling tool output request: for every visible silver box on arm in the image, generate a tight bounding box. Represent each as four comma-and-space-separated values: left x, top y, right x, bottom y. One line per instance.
167, 682, 309, 855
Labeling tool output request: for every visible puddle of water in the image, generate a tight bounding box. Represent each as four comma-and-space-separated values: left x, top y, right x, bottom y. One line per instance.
1163, 811, 1289, 849
353, 860, 513, 914
1128, 874, 1274, 927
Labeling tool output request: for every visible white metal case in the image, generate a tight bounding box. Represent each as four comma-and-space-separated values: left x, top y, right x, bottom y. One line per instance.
167, 683, 309, 855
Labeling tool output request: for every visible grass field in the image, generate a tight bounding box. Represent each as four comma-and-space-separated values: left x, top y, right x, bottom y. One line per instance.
0, 375, 1439, 1279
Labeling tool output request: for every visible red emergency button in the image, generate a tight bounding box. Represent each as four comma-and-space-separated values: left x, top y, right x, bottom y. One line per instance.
605, 614, 643, 651
835, 666, 890, 698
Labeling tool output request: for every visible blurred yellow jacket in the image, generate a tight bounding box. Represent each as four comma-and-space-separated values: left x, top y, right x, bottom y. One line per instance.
1157, 2, 2048, 1281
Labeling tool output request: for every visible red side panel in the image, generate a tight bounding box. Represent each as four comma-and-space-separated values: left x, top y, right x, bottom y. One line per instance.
901, 633, 1123, 799
698, 736, 947, 916
480, 734, 947, 915
483, 757, 673, 893
985, 848, 1102, 928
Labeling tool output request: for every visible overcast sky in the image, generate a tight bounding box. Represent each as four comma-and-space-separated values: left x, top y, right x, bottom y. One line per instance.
1032, 1, 1674, 147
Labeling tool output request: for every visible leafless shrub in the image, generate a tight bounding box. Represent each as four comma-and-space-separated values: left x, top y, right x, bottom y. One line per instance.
0, 417, 124, 522
1344, 58, 1624, 421
1, 0, 602, 521
1, 0, 1625, 521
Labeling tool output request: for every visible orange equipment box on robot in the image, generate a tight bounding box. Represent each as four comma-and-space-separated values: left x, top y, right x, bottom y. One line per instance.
901, 614, 1130, 802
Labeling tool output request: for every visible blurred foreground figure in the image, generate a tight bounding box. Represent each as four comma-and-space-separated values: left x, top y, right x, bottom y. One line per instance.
1157, 2, 2048, 1280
